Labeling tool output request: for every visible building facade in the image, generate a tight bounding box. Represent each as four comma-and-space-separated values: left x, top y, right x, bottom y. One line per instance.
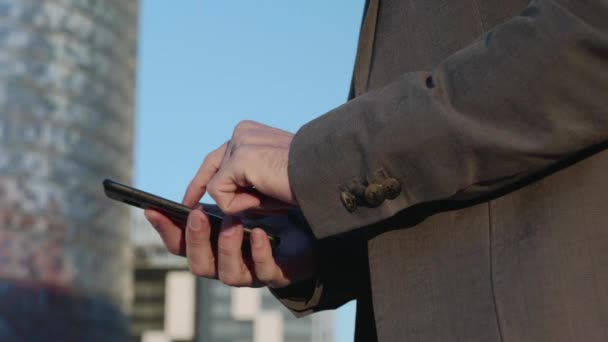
0, 0, 138, 340
195, 279, 335, 342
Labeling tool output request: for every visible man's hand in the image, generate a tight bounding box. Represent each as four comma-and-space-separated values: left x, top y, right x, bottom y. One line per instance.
144, 207, 316, 288
182, 120, 296, 214
145, 120, 317, 289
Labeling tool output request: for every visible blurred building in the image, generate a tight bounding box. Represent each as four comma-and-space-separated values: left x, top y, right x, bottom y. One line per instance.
131, 210, 334, 342
0, 0, 138, 340
195, 279, 335, 342
130, 209, 194, 342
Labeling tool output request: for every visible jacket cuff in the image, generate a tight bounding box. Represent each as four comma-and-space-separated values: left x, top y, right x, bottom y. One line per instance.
269, 277, 324, 318
288, 0, 608, 240
270, 229, 368, 316
287, 78, 421, 240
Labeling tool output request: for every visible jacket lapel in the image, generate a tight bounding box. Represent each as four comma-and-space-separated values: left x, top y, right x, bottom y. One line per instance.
351, 0, 380, 98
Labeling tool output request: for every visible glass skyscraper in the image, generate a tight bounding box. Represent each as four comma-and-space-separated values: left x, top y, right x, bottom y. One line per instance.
0, 0, 138, 340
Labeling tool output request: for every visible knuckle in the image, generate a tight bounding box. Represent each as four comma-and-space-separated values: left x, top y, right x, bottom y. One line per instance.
232, 145, 256, 163
229, 136, 250, 156
256, 269, 274, 283
252, 254, 273, 282
219, 272, 241, 286
167, 245, 182, 256
186, 230, 207, 247
252, 252, 270, 267
232, 144, 249, 157
217, 242, 235, 258
235, 120, 256, 131
189, 262, 214, 278
231, 134, 245, 145
253, 261, 274, 282
186, 231, 199, 243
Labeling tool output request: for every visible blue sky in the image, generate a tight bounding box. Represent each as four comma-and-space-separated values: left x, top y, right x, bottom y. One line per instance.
135, 1, 365, 341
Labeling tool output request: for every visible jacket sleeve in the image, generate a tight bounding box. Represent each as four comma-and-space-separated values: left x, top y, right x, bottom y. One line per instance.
288, 0, 608, 240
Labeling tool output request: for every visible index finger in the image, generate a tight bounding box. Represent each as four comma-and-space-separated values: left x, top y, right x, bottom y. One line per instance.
182, 143, 228, 207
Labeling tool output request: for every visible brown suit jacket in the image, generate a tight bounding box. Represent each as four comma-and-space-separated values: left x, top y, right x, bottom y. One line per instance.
274, 0, 608, 341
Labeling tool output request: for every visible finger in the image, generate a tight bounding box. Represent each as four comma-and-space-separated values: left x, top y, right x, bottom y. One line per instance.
208, 147, 293, 214
217, 216, 252, 286
144, 209, 185, 256
250, 228, 288, 288
182, 143, 228, 207
207, 151, 260, 214
185, 209, 216, 278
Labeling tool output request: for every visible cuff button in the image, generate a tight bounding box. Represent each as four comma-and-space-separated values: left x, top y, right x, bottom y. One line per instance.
364, 183, 385, 207
382, 178, 401, 200
340, 191, 357, 212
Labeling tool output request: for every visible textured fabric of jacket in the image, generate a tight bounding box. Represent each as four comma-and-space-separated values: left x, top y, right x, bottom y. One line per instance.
274, 0, 608, 341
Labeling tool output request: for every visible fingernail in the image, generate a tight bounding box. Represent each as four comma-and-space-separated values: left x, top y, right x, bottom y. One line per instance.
188, 212, 201, 231
252, 230, 264, 248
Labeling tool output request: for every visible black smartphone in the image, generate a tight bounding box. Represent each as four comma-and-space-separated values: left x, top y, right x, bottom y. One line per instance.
102, 179, 280, 248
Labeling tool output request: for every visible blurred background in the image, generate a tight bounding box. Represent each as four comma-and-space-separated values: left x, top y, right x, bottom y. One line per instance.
0, 0, 363, 341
